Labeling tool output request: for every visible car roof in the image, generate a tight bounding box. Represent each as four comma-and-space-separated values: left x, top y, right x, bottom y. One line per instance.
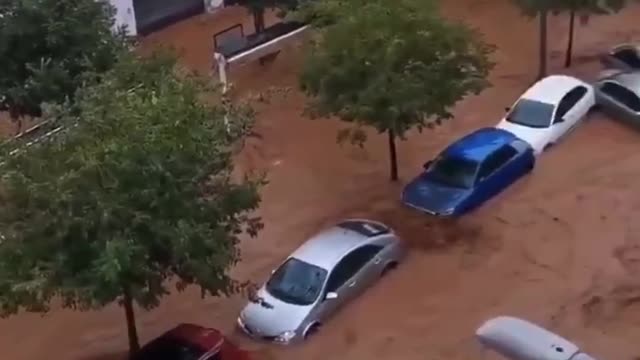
521, 75, 585, 104
164, 323, 224, 352
600, 71, 640, 95
475, 316, 580, 360
611, 43, 640, 54
443, 127, 519, 162
290, 219, 390, 270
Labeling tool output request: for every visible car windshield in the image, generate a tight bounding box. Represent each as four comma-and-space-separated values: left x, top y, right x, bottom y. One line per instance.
506, 98, 555, 128
426, 155, 479, 189
266, 257, 328, 306
134, 336, 211, 360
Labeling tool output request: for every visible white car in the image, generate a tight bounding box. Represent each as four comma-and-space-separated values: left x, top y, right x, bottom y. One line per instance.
475, 316, 597, 360
496, 75, 595, 155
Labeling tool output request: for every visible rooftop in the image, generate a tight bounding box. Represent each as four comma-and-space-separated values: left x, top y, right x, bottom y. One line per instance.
444, 127, 517, 162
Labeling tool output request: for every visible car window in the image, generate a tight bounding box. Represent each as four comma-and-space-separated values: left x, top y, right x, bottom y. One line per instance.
477, 145, 518, 181
265, 258, 328, 306
134, 337, 205, 360
612, 48, 640, 68
325, 245, 383, 293
426, 155, 479, 189
601, 82, 640, 112
554, 86, 588, 122
506, 98, 555, 128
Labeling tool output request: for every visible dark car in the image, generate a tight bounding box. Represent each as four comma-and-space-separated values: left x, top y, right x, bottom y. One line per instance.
132, 324, 250, 360
601, 43, 640, 71
401, 127, 535, 217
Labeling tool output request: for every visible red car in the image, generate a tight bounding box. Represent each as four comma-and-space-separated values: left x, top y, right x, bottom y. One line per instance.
132, 323, 251, 360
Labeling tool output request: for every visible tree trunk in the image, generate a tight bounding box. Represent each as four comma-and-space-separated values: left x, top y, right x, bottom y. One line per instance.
538, 9, 548, 79
387, 129, 398, 182
123, 286, 140, 357
252, 8, 265, 33
565, 10, 575, 68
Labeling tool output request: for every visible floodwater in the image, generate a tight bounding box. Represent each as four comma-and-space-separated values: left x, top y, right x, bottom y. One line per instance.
3, 1, 640, 359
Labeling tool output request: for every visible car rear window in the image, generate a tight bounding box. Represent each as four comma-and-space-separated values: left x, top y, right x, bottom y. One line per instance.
612, 48, 640, 68
337, 220, 389, 237
601, 81, 640, 112
134, 336, 207, 360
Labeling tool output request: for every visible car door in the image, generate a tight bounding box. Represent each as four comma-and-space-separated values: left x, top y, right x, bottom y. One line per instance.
550, 86, 588, 142
313, 245, 383, 321
474, 145, 519, 204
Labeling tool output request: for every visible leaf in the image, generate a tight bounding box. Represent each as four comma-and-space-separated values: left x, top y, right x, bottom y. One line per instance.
299, 0, 494, 144
0, 52, 263, 316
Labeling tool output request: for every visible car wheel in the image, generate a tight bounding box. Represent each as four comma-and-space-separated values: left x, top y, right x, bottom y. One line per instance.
304, 323, 321, 340
381, 262, 398, 277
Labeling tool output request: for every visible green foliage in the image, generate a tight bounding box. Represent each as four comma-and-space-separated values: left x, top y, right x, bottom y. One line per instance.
0, 0, 126, 120
299, 0, 494, 143
0, 52, 263, 316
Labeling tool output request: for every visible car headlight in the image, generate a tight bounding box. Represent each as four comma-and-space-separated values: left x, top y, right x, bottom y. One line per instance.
274, 330, 296, 343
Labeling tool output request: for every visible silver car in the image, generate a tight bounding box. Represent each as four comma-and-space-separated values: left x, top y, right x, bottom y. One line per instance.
594, 70, 640, 127
237, 219, 406, 345
475, 316, 597, 360
600, 43, 640, 71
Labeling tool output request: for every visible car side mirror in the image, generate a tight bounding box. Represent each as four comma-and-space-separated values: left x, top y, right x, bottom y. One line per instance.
505, 106, 511, 112
325, 292, 338, 300
423, 160, 433, 170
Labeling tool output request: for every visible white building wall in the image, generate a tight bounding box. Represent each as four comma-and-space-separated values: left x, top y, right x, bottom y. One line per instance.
109, 0, 226, 36
109, 0, 137, 36
206, 0, 225, 12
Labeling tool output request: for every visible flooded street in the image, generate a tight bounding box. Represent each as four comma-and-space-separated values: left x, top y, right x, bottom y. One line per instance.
2, 1, 640, 359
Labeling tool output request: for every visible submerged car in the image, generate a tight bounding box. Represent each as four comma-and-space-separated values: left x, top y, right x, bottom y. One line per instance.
475, 316, 597, 360
601, 43, 640, 71
594, 70, 640, 127
401, 127, 534, 217
237, 219, 405, 345
132, 323, 250, 360
496, 75, 595, 155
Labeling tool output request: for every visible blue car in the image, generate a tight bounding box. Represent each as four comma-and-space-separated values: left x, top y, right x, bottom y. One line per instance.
401, 127, 535, 217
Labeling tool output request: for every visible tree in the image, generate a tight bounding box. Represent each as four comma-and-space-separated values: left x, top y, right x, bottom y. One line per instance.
0, 52, 263, 356
511, 0, 628, 77
232, 0, 303, 33
553, 0, 627, 67
510, 0, 553, 79
299, 0, 494, 181
0, 0, 125, 132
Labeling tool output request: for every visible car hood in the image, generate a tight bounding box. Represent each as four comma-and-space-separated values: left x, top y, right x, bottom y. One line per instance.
401, 174, 471, 215
239, 287, 312, 336
496, 120, 547, 154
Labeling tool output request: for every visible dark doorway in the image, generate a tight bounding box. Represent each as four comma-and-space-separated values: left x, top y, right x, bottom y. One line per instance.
133, 0, 205, 36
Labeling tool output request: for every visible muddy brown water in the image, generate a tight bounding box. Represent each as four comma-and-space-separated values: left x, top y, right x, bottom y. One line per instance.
3, 1, 640, 359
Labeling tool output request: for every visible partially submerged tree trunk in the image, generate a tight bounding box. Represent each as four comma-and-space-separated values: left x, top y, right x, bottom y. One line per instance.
565, 9, 575, 68
538, 9, 548, 79
387, 129, 398, 181
252, 8, 266, 33
123, 286, 140, 356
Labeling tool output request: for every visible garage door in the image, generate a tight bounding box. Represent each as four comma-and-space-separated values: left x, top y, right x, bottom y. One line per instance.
133, 0, 205, 35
